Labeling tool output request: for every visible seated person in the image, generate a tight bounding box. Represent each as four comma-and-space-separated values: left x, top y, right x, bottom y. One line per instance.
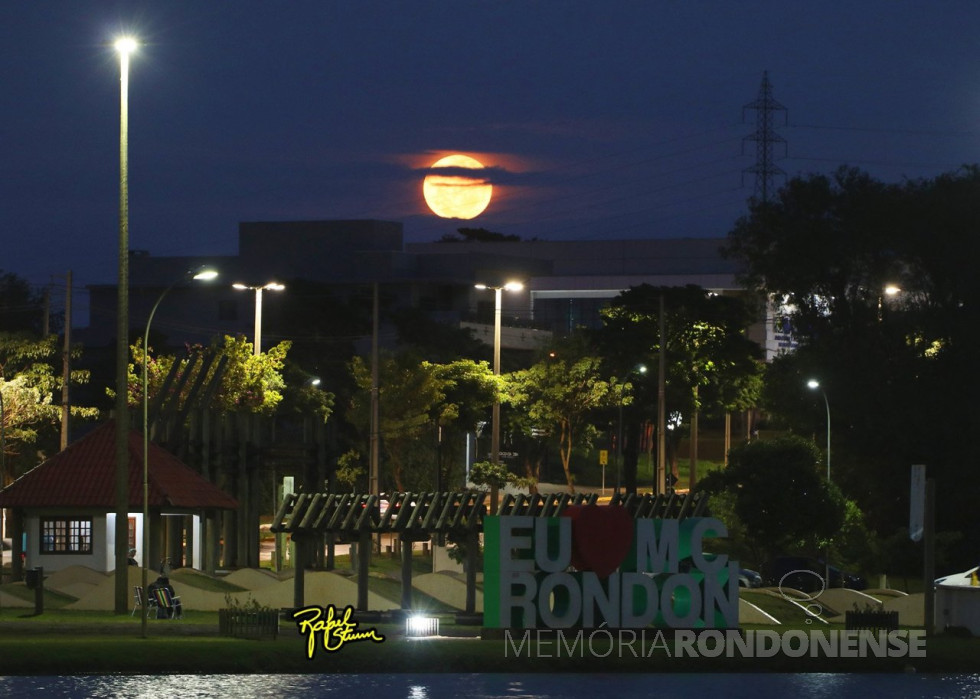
146, 575, 182, 619
127, 548, 138, 567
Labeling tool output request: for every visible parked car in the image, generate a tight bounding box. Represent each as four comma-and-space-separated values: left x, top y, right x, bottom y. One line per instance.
649, 555, 763, 588
764, 556, 866, 592
738, 567, 763, 588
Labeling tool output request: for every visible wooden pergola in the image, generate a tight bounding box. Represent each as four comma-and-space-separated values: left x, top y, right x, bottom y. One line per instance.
271, 488, 709, 615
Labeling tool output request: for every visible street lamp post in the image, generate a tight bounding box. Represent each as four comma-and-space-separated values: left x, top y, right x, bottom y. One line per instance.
0, 387, 5, 548
616, 364, 647, 496
141, 268, 217, 637
475, 280, 523, 513
807, 378, 831, 587
232, 282, 285, 355
877, 284, 901, 322
113, 35, 137, 615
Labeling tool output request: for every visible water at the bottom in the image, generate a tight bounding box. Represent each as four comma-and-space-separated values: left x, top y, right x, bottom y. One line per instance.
0, 673, 977, 699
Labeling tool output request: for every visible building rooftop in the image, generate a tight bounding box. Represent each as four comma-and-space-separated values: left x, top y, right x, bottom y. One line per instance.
0, 420, 238, 511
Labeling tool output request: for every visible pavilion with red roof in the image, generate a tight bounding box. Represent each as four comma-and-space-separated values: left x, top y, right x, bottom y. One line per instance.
0, 420, 237, 578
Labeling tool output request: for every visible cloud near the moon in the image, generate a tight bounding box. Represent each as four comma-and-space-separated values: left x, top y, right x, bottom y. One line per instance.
413, 163, 514, 185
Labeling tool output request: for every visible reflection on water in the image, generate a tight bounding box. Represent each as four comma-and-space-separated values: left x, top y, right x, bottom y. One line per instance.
0, 673, 978, 699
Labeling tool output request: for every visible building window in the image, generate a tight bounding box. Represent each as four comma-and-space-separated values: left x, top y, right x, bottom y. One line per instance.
40, 518, 93, 555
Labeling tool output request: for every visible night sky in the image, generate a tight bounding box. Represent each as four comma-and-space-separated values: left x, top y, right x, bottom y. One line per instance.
4, 2, 980, 321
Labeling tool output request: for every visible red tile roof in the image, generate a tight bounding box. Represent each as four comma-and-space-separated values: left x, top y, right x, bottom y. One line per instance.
0, 420, 238, 510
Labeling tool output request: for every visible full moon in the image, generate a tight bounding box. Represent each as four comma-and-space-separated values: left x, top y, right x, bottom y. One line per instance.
422, 154, 493, 219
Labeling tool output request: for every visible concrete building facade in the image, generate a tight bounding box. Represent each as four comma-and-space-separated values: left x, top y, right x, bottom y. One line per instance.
86, 220, 770, 354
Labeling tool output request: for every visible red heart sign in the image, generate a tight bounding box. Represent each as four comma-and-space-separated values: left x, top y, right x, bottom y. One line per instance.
561, 504, 634, 578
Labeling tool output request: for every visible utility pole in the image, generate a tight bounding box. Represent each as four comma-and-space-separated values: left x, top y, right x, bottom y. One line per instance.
61, 271, 72, 450
370, 282, 380, 497
42, 288, 50, 336
656, 294, 666, 495
923, 478, 935, 635
369, 282, 380, 555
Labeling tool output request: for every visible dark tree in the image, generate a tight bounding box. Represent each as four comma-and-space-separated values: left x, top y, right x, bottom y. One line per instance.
697, 435, 846, 563
593, 284, 763, 493
0, 271, 44, 333
724, 166, 980, 565
437, 227, 521, 243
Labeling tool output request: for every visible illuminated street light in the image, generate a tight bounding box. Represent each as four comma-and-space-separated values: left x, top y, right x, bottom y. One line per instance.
233, 281, 285, 355
616, 364, 647, 496
141, 267, 217, 637
878, 284, 902, 321
806, 379, 830, 481
114, 36, 138, 55
475, 280, 524, 512
113, 35, 138, 613
807, 378, 832, 587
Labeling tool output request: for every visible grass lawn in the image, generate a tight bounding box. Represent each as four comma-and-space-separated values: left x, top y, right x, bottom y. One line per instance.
0, 567, 976, 675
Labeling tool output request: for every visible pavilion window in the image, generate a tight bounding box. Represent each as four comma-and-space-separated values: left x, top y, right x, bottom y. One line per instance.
40, 517, 93, 554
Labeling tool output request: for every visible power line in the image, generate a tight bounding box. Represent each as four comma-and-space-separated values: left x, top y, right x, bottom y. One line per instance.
789, 122, 978, 138
787, 154, 963, 169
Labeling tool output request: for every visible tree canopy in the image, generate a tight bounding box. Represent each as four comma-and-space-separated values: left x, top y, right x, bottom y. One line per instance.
597, 284, 763, 418
125, 334, 290, 415
0, 271, 44, 334
697, 435, 846, 563
437, 227, 521, 243
504, 346, 623, 493
0, 333, 97, 479
724, 165, 980, 561
593, 284, 763, 491
348, 353, 495, 492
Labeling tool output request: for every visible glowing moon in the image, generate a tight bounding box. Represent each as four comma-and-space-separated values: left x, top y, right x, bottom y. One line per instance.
422, 154, 493, 219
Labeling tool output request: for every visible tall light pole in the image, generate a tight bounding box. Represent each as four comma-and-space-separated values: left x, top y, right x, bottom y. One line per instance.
141, 268, 217, 637
807, 378, 831, 586
370, 283, 380, 499
656, 294, 667, 495
877, 283, 901, 322
113, 35, 137, 615
475, 280, 523, 513
617, 364, 647, 496
233, 282, 285, 355
0, 386, 5, 549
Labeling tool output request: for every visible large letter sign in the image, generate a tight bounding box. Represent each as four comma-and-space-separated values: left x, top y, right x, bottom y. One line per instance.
483, 506, 739, 629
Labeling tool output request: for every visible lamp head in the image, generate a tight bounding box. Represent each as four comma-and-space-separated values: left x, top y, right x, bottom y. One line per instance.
264, 282, 286, 292
883, 284, 901, 296
475, 280, 524, 292
114, 37, 138, 55
192, 268, 218, 281
806, 379, 821, 390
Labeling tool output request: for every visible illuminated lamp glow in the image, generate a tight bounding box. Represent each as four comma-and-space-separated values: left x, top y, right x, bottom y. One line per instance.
405, 616, 440, 637
115, 37, 138, 55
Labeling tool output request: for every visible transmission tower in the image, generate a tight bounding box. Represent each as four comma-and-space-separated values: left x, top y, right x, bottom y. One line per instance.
742, 71, 788, 204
